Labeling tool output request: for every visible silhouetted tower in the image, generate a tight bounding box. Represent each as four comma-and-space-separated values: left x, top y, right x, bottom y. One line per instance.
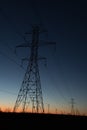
13, 25, 56, 113
70, 98, 75, 115
48, 104, 50, 114
55, 108, 57, 114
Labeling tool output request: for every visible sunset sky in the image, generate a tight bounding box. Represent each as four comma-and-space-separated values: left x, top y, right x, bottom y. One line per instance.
0, 0, 87, 115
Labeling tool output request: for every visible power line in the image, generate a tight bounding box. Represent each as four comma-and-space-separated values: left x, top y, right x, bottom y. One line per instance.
41, 43, 70, 103
0, 51, 25, 70
52, 50, 74, 99
0, 41, 15, 55
45, 61, 68, 103
0, 89, 16, 95
0, 7, 32, 61
0, 7, 25, 40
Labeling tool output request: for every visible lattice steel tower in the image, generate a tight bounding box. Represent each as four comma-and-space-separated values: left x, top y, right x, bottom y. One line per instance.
13, 25, 45, 113
70, 98, 75, 115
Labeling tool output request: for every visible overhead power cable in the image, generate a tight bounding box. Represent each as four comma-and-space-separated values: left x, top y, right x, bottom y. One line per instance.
0, 51, 25, 70
0, 7, 25, 41
0, 89, 16, 95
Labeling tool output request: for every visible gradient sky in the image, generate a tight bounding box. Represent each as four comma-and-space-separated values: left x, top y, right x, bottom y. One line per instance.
0, 0, 87, 115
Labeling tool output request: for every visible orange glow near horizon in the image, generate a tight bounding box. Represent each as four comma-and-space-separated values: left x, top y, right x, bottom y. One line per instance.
0, 105, 86, 116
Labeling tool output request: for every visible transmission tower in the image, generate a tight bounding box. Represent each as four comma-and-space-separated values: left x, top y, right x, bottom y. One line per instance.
70, 98, 75, 115
13, 25, 56, 113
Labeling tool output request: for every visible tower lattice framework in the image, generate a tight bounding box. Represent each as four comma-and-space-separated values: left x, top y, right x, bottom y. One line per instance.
13, 25, 44, 113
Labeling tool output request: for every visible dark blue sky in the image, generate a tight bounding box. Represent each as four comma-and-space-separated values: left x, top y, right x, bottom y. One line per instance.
0, 0, 87, 114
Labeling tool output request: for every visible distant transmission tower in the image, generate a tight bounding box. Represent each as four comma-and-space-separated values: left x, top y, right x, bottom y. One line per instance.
13, 25, 55, 113
70, 98, 75, 115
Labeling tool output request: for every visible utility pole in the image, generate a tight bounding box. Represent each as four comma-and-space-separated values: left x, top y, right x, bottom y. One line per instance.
13, 25, 56, 113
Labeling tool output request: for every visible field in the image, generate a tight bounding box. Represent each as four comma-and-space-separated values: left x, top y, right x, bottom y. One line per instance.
0, 112, 87, 129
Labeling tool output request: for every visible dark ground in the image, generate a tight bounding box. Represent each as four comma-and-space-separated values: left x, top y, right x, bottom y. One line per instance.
0, 112, 87, 129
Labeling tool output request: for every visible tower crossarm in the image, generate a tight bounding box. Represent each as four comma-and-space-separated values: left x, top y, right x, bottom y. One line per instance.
39, 41, 56, 46
15, 43, 31, 54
